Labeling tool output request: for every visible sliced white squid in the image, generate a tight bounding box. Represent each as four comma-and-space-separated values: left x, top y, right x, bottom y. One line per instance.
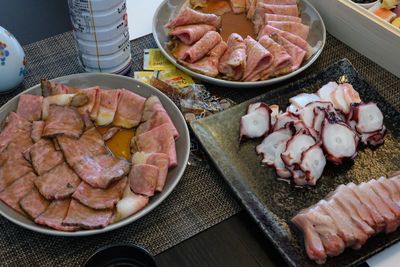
281, 133, 316, 166
331, 84, 350, 114
321, 118, 358, 164
317, 81, 338, 103
240, 105, 271, 140
289, 93, 320, 109
256, 127, 292, 166
350, 102, 384, 134
299, 143, 326, 186
273, 112, 298, 131
342, 83, 361, 106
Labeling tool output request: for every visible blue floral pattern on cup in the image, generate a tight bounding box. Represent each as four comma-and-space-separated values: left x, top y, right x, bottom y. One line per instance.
0, 41, 10, 66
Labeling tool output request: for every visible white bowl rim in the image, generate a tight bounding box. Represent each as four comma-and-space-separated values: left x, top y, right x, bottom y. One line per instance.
152, 0, 327, 88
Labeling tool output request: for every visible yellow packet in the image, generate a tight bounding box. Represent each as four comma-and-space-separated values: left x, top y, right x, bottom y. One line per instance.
133, 71, 155, 84
143, 48, 174, 70
154, 68, 195, 89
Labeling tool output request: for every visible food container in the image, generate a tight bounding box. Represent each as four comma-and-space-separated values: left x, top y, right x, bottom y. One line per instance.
68, 0, 132, 74
308, 0, 400, 78
0, 26, 26, 93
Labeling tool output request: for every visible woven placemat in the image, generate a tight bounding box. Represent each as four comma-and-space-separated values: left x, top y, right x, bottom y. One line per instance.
0, 32, 241, 266
0, 31, 398, 266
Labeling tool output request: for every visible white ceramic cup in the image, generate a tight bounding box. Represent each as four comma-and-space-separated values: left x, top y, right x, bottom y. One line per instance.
0, 26, 26, 93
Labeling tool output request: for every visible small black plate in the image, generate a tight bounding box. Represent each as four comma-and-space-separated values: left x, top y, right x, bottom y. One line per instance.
84, 243, 158, 267
191, 59, 400, 267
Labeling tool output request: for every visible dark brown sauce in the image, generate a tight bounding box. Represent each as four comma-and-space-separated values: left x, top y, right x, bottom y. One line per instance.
220, 12, 256, 41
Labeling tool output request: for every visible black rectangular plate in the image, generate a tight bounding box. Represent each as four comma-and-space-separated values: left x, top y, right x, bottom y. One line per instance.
190, 59, 400, 267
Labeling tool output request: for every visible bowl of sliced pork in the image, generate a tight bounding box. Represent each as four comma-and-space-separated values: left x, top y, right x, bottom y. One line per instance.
0, 73, 190, 236
153, 0, 326, 88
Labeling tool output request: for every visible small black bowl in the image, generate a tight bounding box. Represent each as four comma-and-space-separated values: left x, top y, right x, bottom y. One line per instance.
84, 243, 158, 267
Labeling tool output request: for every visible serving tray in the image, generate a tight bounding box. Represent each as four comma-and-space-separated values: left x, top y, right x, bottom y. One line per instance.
191, 59, 400, 266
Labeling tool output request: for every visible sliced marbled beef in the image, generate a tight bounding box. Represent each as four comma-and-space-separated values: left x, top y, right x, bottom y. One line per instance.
132, 152, 169, 192
57, 127, 107, 166
72, 177, 127, 209
0, 112, 31, 153
218, 33, 247, 81
77, 86, 100, 115
242, 36, 273, 81
73, 154, 130, 189
140, 96, 179, 139
42, 105, 84, 139
257, 3, 298, 16
129, 164, 159, 197
19, 188, 50, 219
165, 7, 221, 29
34, 163, 81, 200
270, 32, 306, 73
267, 21, 310, 40
135, 123, 177, 168
0, 143, 33, 191
169, 24, 216, 45
41, 79, 80, 96
182, 31, 222, 63
258, 25, 312, 58
62, 199, 113, 229
27, 139, 64, 175
31, 121, 45, 143
113, 89, 146, 128
0, 172, 36, 214
258, 35, 291, 78
16, 94, 43, 122
264, 13, 302, 23
91, 89, 121, 126
180, 41, 228, 78
35, 199, 80, 231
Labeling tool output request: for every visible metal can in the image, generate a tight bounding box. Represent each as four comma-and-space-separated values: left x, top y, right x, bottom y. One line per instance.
68, 0, 132, 75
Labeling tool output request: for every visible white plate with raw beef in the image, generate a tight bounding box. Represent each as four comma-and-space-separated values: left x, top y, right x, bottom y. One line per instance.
0, 73, 190, 236
153, 0, 326, 88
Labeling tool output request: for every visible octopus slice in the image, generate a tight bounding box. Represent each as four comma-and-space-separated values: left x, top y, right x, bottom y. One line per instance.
281, 133, 316, 166
342, 83, 361, 106
299, 143, 326, 186
360, 126, 386, 147
313, 107, 326, 133
270, 104, 280, 126
350, 102, 384, 134
296, 101, 332, 129
286, 104, 299, 113
321, 118, 358, 164
256, 127, 292, 166
330, 85, 350, 114
240, 104, 271, 140
289, 93, 320, 109
317, 81, 338, 103
273, 112, 298, 131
